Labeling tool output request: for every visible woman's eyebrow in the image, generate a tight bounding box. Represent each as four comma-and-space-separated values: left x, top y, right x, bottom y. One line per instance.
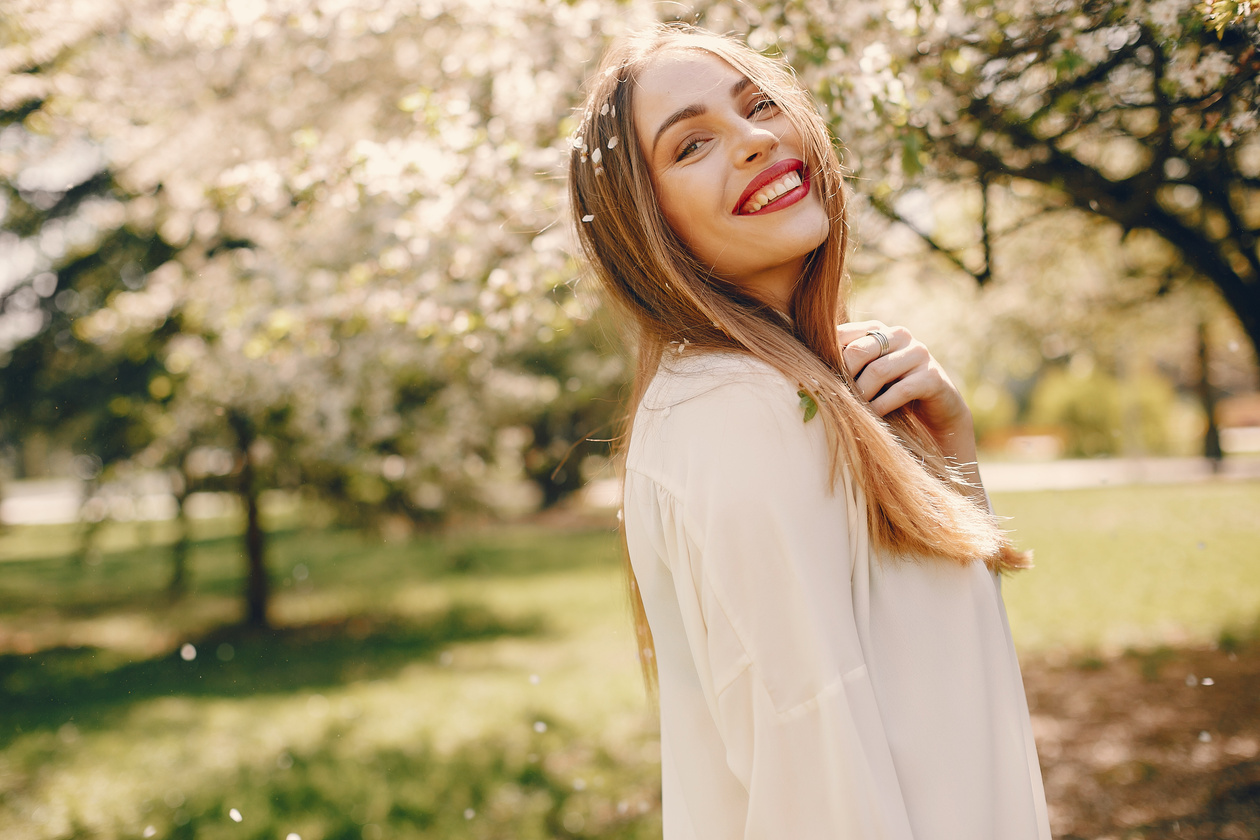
652, 104, 706, 155
651, 76, 756, 156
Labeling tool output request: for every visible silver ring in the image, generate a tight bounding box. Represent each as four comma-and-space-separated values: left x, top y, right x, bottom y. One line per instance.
866, 329, 891, 358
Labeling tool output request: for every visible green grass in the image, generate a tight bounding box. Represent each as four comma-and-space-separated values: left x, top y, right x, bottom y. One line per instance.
1, 480, 1258, 839
0, 522, 658, 840
994, 482, 1260, 652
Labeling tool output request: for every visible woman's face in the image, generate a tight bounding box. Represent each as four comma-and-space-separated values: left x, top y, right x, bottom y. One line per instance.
633, 48, 829, 309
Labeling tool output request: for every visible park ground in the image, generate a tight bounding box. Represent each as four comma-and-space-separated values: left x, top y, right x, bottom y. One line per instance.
1, 480, 1258, 840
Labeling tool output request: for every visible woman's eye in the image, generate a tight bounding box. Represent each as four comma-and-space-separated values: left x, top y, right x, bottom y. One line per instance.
749, 97, 778, 118
676, 138, 704, 161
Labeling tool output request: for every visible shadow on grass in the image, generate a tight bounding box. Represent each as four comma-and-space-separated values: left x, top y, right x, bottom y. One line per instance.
129, 715, 661, 840
1022, 638, 1260, 839
0, 525, 622, 619
0, 528, 328, 616
0, 604, 542, 748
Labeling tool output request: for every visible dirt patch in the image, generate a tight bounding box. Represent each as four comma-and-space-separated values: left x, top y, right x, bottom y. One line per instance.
1024, 644, 1260, 839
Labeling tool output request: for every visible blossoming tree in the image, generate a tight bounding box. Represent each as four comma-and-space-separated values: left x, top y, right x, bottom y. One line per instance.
0, 0, 649, 623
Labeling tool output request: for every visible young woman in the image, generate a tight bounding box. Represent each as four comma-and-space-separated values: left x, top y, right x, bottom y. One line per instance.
569, 26, 1051, 840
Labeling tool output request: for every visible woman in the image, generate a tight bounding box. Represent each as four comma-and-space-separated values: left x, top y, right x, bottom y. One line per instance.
568, 25, 1051, 840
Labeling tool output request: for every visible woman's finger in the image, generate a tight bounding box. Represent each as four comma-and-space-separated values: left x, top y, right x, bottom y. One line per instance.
837, 322, 903, 378
866, 368, 946, 417
853, 342, 930, 401
835, 320, 886, 345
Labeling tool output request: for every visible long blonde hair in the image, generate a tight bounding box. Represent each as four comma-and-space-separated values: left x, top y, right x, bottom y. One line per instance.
569, 25, 1028, 692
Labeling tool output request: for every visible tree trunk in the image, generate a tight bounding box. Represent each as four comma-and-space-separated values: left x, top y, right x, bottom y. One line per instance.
167, 465, 191, 598
1198, 322, 1223, 465
229, 412, 269, 628
75, 478, 103, 568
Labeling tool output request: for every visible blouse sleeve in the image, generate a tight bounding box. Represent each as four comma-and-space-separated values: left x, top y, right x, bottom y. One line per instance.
632, 371, 916, 839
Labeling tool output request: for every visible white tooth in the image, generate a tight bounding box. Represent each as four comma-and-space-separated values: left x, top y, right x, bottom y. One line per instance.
753, 190, 770, 206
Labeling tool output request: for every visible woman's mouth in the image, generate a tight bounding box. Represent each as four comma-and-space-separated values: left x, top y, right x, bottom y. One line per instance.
733, 160, 810, 216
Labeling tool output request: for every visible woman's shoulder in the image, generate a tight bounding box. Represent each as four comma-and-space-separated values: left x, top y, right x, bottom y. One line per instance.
628, 350, 824, 480
640, 349, 797, 412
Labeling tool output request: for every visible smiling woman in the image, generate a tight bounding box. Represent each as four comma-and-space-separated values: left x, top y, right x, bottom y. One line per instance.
634, 52, 827, 307
568, 25, 1050, 840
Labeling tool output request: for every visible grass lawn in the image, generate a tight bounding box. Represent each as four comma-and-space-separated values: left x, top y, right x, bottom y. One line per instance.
995, 481, 1260, 653
1, 480, 1257, 840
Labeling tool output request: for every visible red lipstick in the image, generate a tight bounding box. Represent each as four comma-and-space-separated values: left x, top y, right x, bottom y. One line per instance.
733, 158, 809, 215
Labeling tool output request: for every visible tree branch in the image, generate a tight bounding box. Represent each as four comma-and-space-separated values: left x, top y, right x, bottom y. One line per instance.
866, 194, 990, 285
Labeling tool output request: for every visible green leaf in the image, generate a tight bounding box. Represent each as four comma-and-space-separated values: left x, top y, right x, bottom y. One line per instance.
797, 389, 818, 423
900, 131, 924, 177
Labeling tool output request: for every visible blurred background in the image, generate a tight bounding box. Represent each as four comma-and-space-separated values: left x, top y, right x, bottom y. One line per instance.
1, 0, 1258, 838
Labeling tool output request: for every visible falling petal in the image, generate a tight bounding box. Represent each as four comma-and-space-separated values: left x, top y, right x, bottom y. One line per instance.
581, 215, 594, 223
180, 644, 196, 661
229, 808, 243, 822
529, 674, 540, 684
286, 834, 301, 840
143, 828, 156, 838
591, 148, 602, 165
1202, 677, 1215, 685
1199, 731, 1212, 742
534, 721, 548, 733
600, 102, 609, 115
464, 808, 476, 820
611, 105, 616, 117
607, 136, 618, 149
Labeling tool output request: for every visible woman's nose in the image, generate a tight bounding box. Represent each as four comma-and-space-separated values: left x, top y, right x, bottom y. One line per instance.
734, 123, 780, 165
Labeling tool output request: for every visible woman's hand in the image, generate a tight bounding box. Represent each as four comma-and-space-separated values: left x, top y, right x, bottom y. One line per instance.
836, 321, 977, 466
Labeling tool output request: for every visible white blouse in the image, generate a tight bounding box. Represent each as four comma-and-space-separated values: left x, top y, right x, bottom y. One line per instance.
624, 351, 1051, 840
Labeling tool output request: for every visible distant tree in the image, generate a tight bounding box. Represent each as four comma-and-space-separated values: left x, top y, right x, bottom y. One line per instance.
0, 10, 186, 535
891, 1, 1258, 356
1, 0, 641, 625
